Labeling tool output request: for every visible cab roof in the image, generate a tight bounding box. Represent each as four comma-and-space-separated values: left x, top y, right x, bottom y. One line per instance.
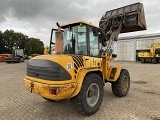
61, 20, 100, 29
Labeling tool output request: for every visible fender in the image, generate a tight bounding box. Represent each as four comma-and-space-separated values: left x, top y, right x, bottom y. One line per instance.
70, 68, 104, 98
106, 66, 122, 81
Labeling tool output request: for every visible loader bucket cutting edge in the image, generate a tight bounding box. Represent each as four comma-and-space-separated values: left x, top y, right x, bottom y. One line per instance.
99, 2, 147, 34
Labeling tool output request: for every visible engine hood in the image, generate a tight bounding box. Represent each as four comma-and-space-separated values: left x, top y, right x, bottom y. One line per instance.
27, 54, 74, 81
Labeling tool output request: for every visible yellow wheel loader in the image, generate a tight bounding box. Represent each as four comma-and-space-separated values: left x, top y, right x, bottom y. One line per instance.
138, 42, 160, 64
24, 2, 146, 116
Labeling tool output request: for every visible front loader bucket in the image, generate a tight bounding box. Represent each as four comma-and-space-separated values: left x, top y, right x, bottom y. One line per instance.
99, 2, 146, 33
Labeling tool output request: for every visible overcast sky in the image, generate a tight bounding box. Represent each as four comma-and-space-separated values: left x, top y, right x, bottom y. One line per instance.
0, 0, 159, 46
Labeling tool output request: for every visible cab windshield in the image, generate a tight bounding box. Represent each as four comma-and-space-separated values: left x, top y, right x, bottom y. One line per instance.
62, 24, 99, 57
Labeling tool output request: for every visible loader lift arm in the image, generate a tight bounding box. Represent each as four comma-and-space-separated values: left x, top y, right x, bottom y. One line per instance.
102, 22, 123, 55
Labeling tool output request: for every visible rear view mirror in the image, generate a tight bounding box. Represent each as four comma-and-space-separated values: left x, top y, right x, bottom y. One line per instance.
112, 54, 117, 58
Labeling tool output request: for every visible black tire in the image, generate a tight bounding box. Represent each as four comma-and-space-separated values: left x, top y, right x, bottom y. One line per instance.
71, 73, 104, 116
111, 69, 130, 97
17, 58, 21, 63
152, 58, 157, 64
19, 59, 21, 63
22, 58, 25, 62
141, 58, 145, 63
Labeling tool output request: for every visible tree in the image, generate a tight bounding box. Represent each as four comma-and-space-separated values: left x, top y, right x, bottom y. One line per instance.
3, 29, 16, 53
1, 29, 44, 55
0, 30, 5, 54
26, 38, 44, 55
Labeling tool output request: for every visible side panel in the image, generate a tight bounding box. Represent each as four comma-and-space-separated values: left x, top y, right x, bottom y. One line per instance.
84, 56, 91, 68
138, 52, 152, 58
90, 57, 101, 68
83, 56, 101, 68
105, 66, 122, 82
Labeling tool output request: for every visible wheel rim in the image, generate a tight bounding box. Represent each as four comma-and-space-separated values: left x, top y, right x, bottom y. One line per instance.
122, 76, 128, 91
86, 83, 100, 107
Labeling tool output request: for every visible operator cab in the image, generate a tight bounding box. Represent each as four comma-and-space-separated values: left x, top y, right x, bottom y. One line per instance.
155, 47, 160, 55
50, 20, 102, 57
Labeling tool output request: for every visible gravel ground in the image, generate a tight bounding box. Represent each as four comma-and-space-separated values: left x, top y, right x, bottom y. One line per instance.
0, 60, 160, 120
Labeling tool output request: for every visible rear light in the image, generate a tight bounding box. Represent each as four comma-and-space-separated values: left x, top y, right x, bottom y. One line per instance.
49, 89, 57, 95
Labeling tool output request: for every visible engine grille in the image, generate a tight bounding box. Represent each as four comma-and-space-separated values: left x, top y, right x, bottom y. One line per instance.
27, 59, 71, 81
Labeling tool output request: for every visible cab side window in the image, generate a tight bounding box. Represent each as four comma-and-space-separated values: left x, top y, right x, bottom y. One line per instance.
89, 27, 99, 57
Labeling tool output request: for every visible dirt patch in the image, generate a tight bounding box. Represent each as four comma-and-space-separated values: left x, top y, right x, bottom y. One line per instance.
143, 90, 160, 96
132, 81, 148, 84
150, 116, 160, 120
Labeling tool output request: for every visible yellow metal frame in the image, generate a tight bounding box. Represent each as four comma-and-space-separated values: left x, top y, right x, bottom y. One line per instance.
138, 42, 160, 58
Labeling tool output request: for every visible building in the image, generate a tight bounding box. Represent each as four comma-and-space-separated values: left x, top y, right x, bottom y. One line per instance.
113, 33, 160, 61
